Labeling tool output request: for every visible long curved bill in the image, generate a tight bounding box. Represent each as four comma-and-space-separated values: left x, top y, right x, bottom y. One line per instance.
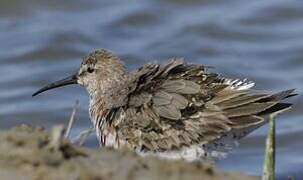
32, 74, 78, 96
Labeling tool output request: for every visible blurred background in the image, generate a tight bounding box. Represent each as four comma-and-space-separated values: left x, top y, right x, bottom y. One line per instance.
0, 0, 302, 179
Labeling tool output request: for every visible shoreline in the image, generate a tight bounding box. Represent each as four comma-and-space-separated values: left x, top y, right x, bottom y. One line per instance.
0, 125, 256, 180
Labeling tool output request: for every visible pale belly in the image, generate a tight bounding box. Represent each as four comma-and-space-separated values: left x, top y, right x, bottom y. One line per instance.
98, 131, 232, 162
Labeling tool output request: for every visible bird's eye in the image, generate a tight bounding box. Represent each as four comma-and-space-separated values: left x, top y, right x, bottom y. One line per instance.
87, 67, 94, 73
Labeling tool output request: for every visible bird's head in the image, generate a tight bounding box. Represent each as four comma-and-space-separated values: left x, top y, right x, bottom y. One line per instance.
32, 49, 126, 97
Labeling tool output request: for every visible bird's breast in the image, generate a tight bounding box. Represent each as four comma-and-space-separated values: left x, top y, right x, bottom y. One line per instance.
89, 104, 125, 149
99, 129, 119, 148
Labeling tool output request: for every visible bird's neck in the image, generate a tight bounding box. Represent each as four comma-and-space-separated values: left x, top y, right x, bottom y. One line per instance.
88, 96, 121, 147
88, 78, 129, 147
88, 75, 129, 127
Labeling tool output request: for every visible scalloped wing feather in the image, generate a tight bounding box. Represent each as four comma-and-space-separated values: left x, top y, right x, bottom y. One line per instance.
109, 59, 296, 160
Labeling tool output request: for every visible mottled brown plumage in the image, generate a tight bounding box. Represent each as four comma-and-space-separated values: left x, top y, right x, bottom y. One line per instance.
33, 49, 296, 160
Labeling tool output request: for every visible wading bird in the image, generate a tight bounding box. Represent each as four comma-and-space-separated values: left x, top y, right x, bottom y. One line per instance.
33, 49, 295, 161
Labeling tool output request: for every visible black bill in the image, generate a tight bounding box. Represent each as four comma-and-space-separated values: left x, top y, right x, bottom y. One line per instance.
32, 74, 78, 96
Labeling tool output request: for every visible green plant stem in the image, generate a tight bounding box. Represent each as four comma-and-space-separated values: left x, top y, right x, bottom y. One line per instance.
262, 114, 276, 180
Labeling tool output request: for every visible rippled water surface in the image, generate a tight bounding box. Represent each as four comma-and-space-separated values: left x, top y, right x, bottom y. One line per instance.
1, 0, 303, 178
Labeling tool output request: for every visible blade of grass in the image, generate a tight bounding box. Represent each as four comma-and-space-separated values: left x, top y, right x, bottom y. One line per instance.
71, 127, 95, 146
64, 100, 79, 138
262, 113, 276, 180
262, 107, 291, 180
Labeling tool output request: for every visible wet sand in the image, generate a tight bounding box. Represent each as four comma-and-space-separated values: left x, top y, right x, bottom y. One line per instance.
0, 125, 257, 180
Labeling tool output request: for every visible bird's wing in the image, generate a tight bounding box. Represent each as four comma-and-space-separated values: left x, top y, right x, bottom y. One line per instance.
115, 59, 295, 153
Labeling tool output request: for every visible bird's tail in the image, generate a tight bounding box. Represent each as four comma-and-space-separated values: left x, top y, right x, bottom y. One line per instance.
202, 89, 296, 159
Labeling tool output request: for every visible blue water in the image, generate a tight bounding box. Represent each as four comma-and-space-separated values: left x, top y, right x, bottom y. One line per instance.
0, 0, 302, 178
